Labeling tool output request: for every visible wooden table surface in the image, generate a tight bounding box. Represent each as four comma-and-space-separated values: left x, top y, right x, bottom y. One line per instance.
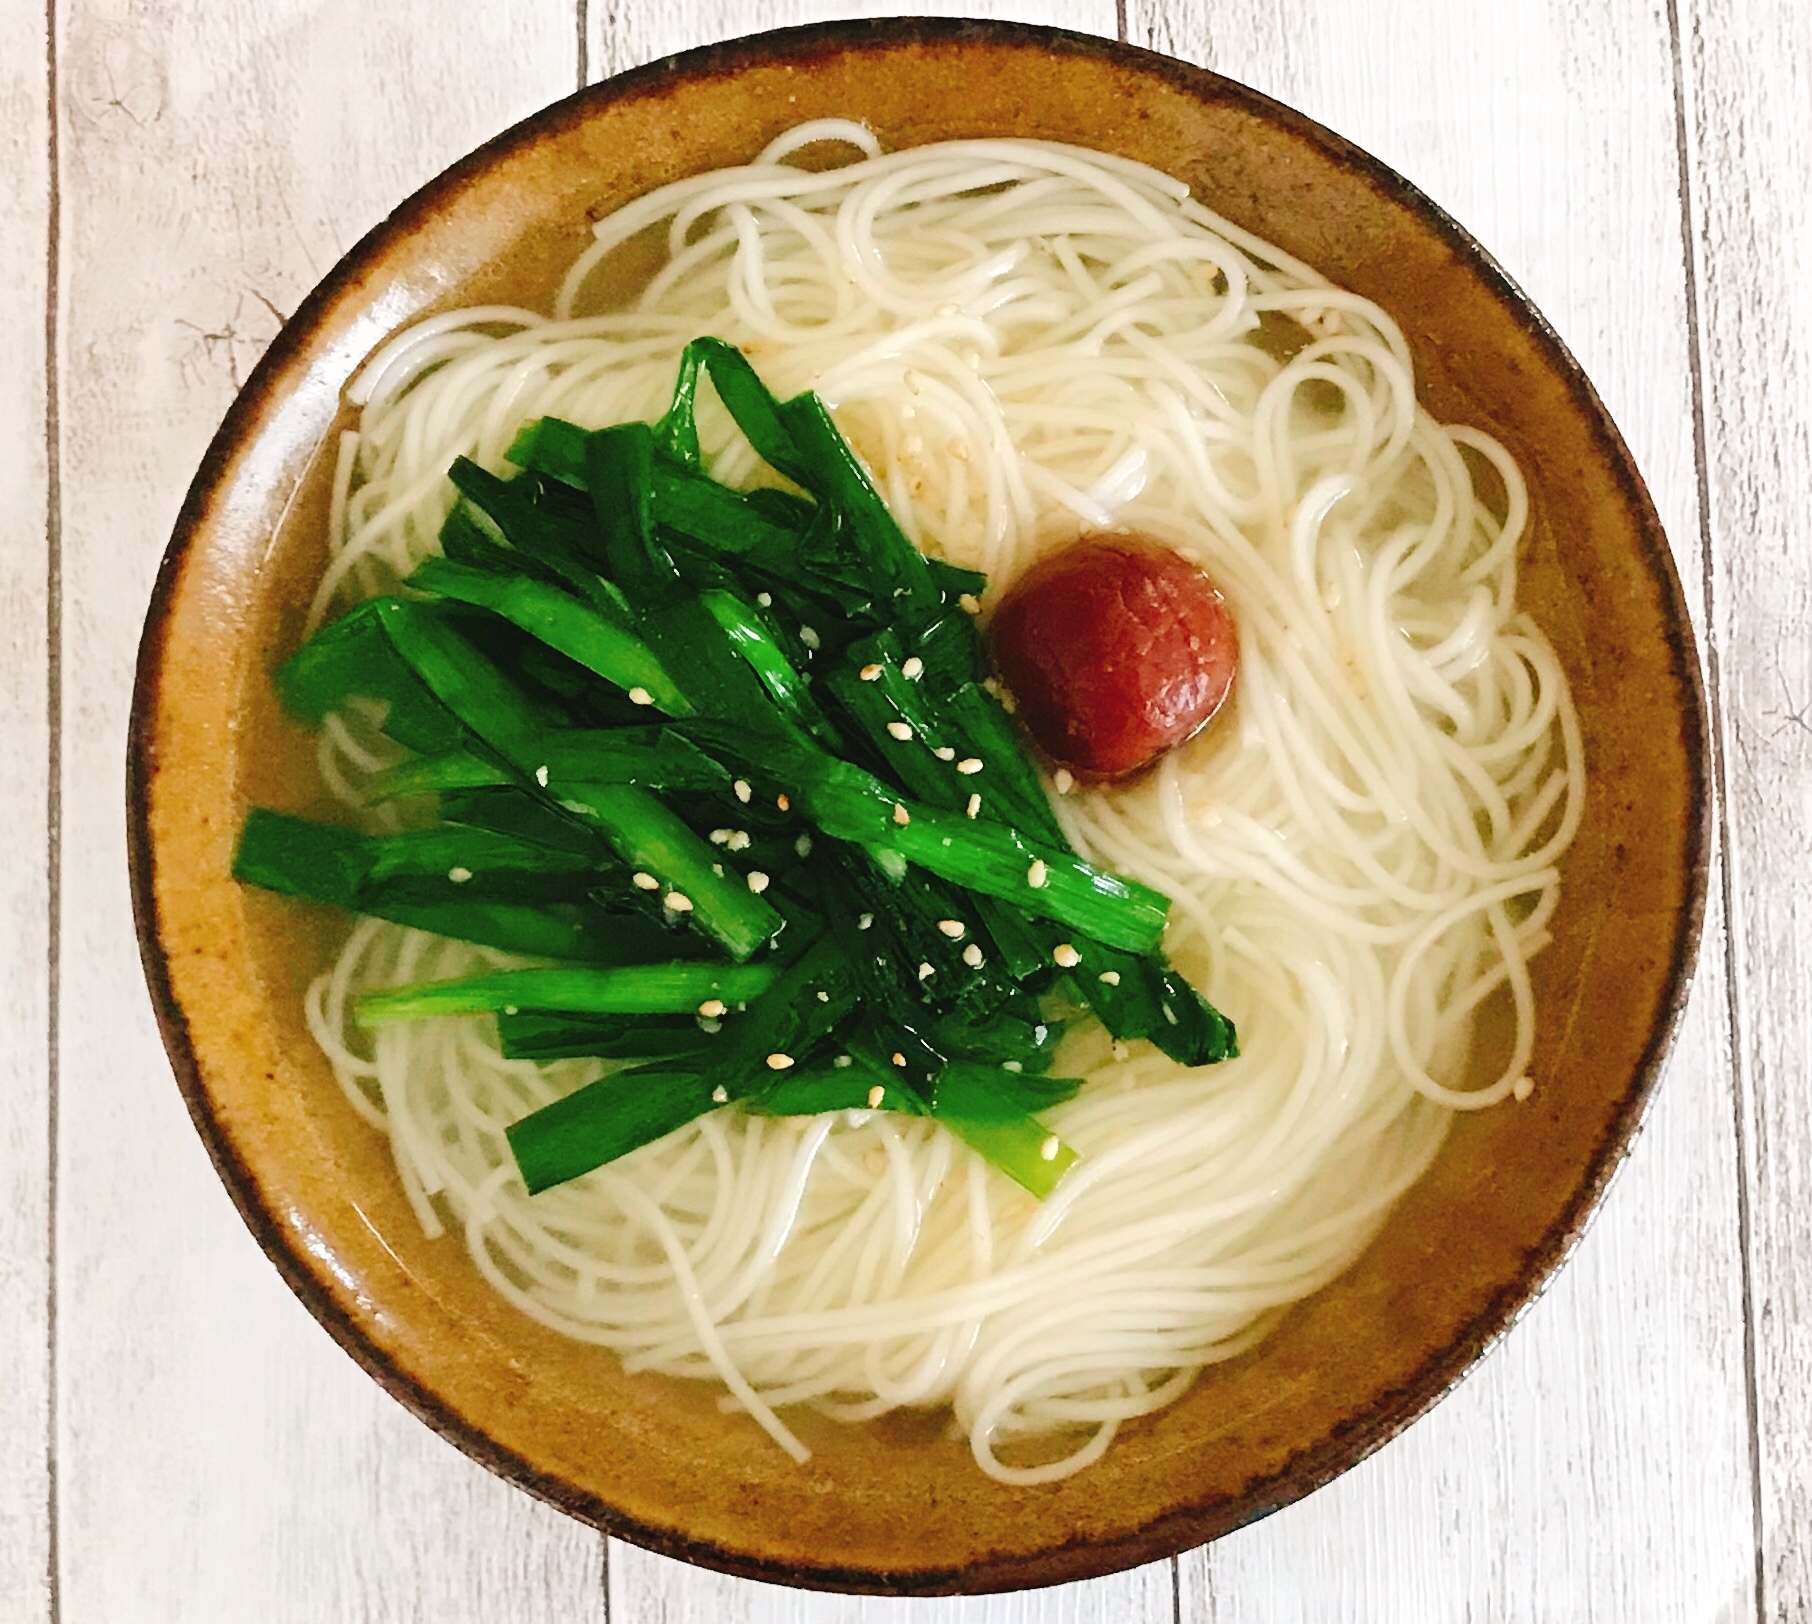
3, 0, 1806, 1618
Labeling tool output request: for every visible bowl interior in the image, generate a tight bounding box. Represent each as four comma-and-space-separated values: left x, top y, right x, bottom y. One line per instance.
132, 21, 1707, 1595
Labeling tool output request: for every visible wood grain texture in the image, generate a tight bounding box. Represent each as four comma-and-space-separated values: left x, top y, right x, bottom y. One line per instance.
53, 3, 603, 1619
1125, 0, 1757, 1617
588, 6, 1179, 1619
1677, 0, 1812, 1616
0, 1, 51, 1619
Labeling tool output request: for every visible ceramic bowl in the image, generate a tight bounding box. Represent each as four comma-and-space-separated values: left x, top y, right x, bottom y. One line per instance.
129, 18, 1710, 1594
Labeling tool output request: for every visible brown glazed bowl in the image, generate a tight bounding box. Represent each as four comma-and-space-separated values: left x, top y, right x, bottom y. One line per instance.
129, 18, 1709, 1596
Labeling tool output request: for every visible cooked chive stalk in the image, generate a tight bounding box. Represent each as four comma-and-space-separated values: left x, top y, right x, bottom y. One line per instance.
507, 1070, 723, 1195
931, 1063, 1079, 1200
357, 962, 779, 1027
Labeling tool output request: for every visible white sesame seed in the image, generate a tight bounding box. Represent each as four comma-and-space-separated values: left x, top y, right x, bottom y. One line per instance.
1112, 1041, 1131, 1061
709, 828, 732, 845
699, 1017, 723, 1034
534, 765, 549, 786
1034, 1025, 1048, 1043
859, 662, 883, 682
712, 863, 725, 877
756, 591, 772, 607
891, 1052, 908, 1067
711, 1085, 729, 1103
958, 593, 981, 615
918, 962, 935, 981
1098, 970, 1122, 986
1513, 1075, 1535, 1101
798, 625, 820, 651
502, 1005, 518, 1016
698, 998, 727, 1018
965, 793, 982, 818
834, 1055, 853, 1069
766, 1053, 795, 1071
1003, 1060, 1023, 1073
901, 656, 924, 680
933, 746, 956, 761
795, 833, 813, 858
866, 1084, 885, 1108
857, 913, 873, 931
665, 892, 694, 912
816, 989, 830, 1002
726, 830, 751, 852
1053, 767, 1075, 795
937, 919, 966, 938
734, 779, 751, 803
776, 792, 790, 811
893, 803, 911, 825
1162, 1003, 1178, 1024
1039, 1135, 1060, 1162
747, 871, 770, 894
1053, 942, 1081, 968
957, 757, 983, 775
962, 943, 984, 968
447, 866, 472, 883
631, 871, 660, 890
628, 686, 654, 706
947, 437, 971, 462
886, 721, 914, 741
1027, 859, 1048, 889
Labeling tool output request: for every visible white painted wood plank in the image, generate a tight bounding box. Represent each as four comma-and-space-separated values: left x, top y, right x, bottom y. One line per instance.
0, 0, 52, 1618
1124, 0, 1756, 1619
1678, 0, 1812, 1615
54, 4, 605, 1620
589, 5, 1179, 1619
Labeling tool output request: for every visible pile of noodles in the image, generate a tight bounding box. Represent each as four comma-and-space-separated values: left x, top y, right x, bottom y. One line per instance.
301, 122, 1582, 1483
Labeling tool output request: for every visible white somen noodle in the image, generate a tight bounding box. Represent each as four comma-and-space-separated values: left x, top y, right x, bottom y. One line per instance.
299, 122, 1583, 1483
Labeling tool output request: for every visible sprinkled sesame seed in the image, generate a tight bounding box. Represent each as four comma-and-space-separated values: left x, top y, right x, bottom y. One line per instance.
711, 1085, 729, 1103
795, 833, 813, 858
1003, 1060, 1023, 1073
957, 757, 983, 775
857, 913, 873, 930
632, 871, 660, 890
1053, 767, 1075, 794
766, 1053, 795, 1071
1112, 1041, 1131, 1061
816, 989, 830, 1002
776, 792, 790, 811
799, 625, 820, 651
886, 721, 914, 741
628, 686, 654, 706
734, 779, 751, 803
859, 662, 883, 682
747, 871, 770, 894
834, 1055, 853, 1069
665, 892, 694, 912
726, 830, 751, 852
1513, 1075, 1535, 1101
699, 1017, 723, 1034
1162, 1003, 1178, 1024
503, 1005, 518, 1016
534, 765, 549, 786
447, 866, 472, 883
1098, 970, 1122, 986
867, 1085, 886, 1108
1034, 1026, 1048, 1043
1039, 1135, 1060, 1162
933, 746, 956, 761
918, 962, 935, 981
937, 919, 966, 938
893, 803, 911, 825
1027, 859, 1048, 888
962, 944, 984, 968
901, 656, 924, 679
948, 437, 971, 462
709, 828, 732, 845
756, 591, 772, 607
712, 863, 725, 877
891, 1052, 908, 1067
965, 793, 982, 818
958, 593, 981, 614
1053, 942, 1081, 968
698, 999, 727, 1018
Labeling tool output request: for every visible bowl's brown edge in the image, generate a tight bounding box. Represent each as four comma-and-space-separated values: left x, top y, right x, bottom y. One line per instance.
127, 15, 1714, 1596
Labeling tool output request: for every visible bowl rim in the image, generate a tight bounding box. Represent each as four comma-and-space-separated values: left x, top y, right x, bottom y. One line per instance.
127, 14, 1713, 1595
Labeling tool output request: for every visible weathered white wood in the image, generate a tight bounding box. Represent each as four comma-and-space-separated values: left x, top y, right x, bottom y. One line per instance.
0, 0, 52, 1619
53, 3, 605, 1620
1122, 1, 1757, 1618
1677, 0, 1812, 1616
588, 5, 1181, 1619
